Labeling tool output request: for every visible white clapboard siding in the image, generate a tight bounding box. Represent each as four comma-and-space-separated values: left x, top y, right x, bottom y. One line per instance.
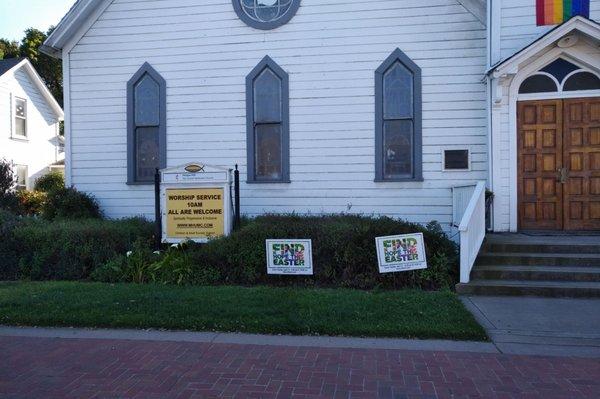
68, 0, 487, 225
0, 69, 60, 189
499, 0, 600, 62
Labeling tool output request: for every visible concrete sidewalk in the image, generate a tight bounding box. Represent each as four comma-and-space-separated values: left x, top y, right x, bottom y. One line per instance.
0, 325, 497, 354
461, 296, 600, 358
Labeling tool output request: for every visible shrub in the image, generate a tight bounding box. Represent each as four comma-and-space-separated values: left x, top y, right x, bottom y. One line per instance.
0, 192, 22, 214
91, 239, 159, 284
16, 190, 47, 216
34, 171, 64, 192
0, 217, 154, 281
0, 159, 14, 195
184, 215, 458, 290
41, 187, 101, 220
1, 213, 458, 291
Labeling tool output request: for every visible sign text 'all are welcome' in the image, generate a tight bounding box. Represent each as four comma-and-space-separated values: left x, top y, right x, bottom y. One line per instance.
160, 163, 233, 244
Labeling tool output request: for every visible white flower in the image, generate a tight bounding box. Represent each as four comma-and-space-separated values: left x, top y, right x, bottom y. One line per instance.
171, 243, 179, 248
126, 251, 133, 257
153, 251, 161, 255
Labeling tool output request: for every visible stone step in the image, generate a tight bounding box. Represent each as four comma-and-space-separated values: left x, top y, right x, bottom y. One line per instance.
482, 242, 600, 255
456, 280, 600, 298
471, 265, 600, 282
476, 253, 600, 267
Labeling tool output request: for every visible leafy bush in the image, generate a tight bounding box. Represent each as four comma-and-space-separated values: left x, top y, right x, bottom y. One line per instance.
0, 217, 154, 281
91, 239, 159, 284
34, 171, 64, 192
16, 190, 47, 215
0, 192, 22, 214
185, 215, 458, 290
2, 213, 458, 291
0, 159, 14, 195
41, 187, 101, 220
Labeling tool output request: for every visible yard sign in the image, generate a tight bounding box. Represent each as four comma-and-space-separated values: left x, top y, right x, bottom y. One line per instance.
375, 233, 427, 273
266, 239, 313, 275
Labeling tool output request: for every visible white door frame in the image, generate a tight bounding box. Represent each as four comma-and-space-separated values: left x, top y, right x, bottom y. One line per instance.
506, 47, 600, 231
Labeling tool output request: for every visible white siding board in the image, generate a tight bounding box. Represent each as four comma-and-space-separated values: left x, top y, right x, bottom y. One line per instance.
68, 0, 487, 224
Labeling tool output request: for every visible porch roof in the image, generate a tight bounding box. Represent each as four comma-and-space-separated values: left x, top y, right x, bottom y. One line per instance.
488, 16, 600, 78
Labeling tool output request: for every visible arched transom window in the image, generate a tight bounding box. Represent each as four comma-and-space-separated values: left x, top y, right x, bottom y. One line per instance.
519, 58, 600, 94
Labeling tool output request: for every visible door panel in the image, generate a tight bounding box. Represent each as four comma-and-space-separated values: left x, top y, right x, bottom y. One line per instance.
518, 100, 563, 230
563, 98, 600, 230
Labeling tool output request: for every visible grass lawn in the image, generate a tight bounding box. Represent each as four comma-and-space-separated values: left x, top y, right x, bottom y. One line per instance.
0, 282, 487, 341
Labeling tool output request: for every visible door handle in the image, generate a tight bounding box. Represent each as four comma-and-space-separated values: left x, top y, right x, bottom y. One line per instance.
557, 167, 568, 184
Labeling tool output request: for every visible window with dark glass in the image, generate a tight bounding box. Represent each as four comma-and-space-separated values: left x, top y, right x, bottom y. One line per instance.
127, 63, 166, 184
519, 58, 600, 94
14, 97, 27, 138
519, 74, 557, 94
375, 49, 422, 182
563, 72, 600, 91
246, 56, 289, 183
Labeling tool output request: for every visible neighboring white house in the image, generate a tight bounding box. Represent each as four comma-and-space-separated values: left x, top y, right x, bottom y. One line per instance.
41, 0, 600, 233
0, 58, 64, 190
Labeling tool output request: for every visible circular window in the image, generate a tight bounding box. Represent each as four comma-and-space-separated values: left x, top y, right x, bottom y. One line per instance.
233, 0, 301, 30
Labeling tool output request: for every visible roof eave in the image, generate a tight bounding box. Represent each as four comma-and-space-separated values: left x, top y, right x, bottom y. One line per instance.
487, 16, 600, 77
22, 60, 64, 119
42, 0, 102, 59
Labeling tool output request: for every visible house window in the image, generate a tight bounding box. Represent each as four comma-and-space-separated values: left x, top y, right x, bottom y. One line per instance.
15, 165, 27, 191
443, 149, 470, 171
127, 63, 166, 184
375, 49, 422, 182
246, 56, 290, 183
14, 97, 27, 138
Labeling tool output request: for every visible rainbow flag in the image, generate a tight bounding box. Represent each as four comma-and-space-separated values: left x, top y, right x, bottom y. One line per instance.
536, 0, 590, 26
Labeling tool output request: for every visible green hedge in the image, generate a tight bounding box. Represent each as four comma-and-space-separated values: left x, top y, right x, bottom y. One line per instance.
186, 215, 458, 289
92, 215, 459, 290
1, 213, 458, 290
0, 216, 153, 281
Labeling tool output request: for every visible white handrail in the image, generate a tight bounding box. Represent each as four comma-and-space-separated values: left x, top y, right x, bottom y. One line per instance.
457, 181, 487, 284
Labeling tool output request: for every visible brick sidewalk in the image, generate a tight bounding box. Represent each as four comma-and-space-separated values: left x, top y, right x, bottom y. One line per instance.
1, 336, 599, 399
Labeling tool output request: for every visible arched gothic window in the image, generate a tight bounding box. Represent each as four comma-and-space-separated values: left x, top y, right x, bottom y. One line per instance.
127, 63, 167, 184
246, 56, 290, 183
375, 49, 422, 181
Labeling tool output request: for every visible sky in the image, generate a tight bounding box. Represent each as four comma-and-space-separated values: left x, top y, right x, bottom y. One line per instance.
0, 0, 77, 41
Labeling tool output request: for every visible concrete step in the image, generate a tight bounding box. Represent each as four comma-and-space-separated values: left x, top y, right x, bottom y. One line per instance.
456, 280, 600, 298
471, 265, 600, 282
482, 242, 600, 254
476, 253, 600, 267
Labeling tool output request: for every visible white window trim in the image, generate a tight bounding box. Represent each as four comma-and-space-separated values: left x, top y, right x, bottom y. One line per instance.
441, 148, 471, 172
11, 95, 28, 140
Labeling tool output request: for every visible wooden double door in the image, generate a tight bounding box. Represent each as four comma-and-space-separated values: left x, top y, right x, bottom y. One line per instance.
518, 97, 600, 231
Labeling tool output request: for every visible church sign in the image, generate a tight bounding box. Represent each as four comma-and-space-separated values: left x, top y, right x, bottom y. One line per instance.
375, 233, 427, 273
160, 163, 233, 244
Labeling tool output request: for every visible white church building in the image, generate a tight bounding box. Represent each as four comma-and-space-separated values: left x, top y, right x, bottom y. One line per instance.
41, 0, 600, 234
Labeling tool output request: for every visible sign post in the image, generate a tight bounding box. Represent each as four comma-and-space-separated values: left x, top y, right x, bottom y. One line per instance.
159, 163, 233, 244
